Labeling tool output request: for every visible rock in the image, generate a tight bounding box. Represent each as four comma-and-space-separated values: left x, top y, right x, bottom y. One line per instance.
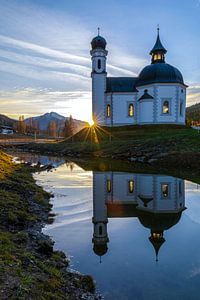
148, 158, 158, 164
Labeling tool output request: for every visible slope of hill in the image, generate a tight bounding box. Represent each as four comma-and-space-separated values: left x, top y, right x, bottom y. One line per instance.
186, 103, 200, 122
0, 114, 17, 128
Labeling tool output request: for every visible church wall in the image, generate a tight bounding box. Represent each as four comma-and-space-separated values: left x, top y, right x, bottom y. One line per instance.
177, 86, 186, 124
156, 85, 179, 123
92, 73, 106, 125
137, 175, 154, 198
154, 176, 185, 212
136, 175, 185, 213
111, 173, 137, 203
138, 100, 154, 123
93, 172, 108, 222
106, 94, 137, 126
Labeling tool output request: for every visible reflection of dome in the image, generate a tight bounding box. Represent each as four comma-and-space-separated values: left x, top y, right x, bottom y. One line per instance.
149, 231, 165, 261
137, 63, 184, 87
138, 211, 182, 232
93, 243, 108, 256
139, 211, 183, 261
91, 35, 107, 50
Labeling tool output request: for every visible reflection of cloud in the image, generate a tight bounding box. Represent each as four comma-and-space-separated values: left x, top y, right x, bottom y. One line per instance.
189, 265, 200, 278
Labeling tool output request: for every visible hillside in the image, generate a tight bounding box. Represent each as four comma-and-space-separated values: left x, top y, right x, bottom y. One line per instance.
186, 103, 200, 122
0, 114, 17, 128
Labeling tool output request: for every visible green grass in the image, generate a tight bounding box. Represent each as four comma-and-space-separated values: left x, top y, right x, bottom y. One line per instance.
21, 124, 200, 162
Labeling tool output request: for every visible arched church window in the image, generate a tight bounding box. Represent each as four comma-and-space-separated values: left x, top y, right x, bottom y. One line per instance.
128, 180, 134, 193
162, 101, 169, 114
99, 225, 103, 235
98, 59, 101, 69
107, 179, 111, 193
180, 101, 183, 116
161, 184, 169, 198
128, 103, 134, 117
107, 104, 111, 117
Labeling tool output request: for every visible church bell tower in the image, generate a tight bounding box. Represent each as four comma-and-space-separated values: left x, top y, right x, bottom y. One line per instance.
90, 29, 108, 125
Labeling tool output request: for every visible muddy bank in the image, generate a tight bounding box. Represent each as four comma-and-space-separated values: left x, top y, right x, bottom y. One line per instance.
0, 151, 99, 300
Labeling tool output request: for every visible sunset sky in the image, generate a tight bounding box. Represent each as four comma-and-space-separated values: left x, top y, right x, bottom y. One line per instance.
0, 0, 200, 122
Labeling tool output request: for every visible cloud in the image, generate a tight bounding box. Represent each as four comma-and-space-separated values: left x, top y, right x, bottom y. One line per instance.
187, 85, 200, 106
0, 88, 92, 121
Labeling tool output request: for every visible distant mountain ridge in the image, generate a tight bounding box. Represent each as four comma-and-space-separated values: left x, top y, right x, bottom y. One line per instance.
25, 112, 66, 131
25, 112, 87, 134
186, 103, 200, 122
0, 112, 87, 135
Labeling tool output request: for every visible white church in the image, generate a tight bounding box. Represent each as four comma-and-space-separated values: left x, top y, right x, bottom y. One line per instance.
90, 29, 187, 126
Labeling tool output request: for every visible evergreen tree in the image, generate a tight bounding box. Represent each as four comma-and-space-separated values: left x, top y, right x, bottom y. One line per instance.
63, 115, 74, 138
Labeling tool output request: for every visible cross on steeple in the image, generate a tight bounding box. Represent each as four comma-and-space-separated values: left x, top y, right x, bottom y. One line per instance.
98, 27, 100, 36
157, 24, 160, 35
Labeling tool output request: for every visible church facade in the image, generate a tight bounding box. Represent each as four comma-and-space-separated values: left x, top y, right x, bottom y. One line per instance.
90, 30, 187, 126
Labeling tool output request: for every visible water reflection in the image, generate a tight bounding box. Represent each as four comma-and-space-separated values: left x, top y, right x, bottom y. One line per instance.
9, 153, 200, 299
92, 172, 186, 261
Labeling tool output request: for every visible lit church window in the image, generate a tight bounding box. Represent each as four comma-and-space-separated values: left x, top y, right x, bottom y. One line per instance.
162, 101, 169, 114
128, 103, 134, 117
107, 104, 111, 117
128, 180, 134, 193
98, 59, 101, 69
107, 179, 111, 193
162, 184, 169, 198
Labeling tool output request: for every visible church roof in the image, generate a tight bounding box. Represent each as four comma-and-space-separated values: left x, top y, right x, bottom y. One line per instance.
150, 31, 167, 55
136, 63, 185, 87
91, 35, 107, 50
138, 211, 182, 232
138, 89, 154, 101
93, 243, 108, 256
106, 77, 138, 93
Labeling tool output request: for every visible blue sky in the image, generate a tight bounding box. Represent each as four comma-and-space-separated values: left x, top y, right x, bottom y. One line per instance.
0, 0, 200, 121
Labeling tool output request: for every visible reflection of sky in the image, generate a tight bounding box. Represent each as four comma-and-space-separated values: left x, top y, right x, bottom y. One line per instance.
1, 0, 200, 121
185, 181, 200, 225
31, 160, 200, 300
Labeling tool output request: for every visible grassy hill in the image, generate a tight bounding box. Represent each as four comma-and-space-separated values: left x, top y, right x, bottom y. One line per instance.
16, 124, 200, 176
186, 103, 200, 122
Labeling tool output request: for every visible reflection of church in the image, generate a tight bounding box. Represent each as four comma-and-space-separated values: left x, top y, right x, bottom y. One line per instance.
92, 172, 185, 261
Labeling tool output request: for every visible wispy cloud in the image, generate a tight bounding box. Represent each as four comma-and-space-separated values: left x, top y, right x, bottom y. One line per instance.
187, 85, 200, 107
0, 88, 91, 121
0, 0, 196, 120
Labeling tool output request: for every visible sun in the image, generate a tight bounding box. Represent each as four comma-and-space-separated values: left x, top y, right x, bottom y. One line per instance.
88, 118, 94, 127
